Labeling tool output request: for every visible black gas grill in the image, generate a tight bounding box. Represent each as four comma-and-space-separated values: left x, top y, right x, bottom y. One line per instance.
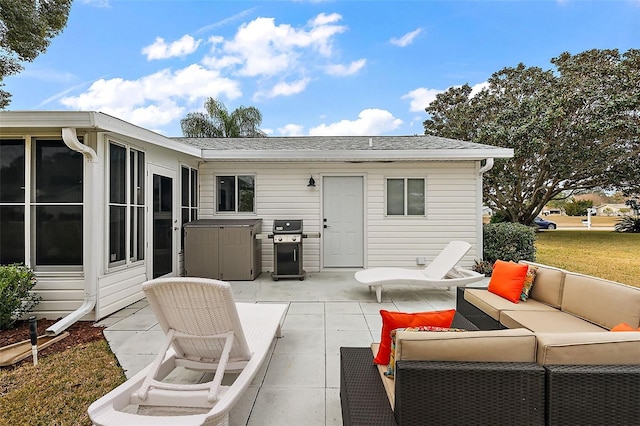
271, 219, 306, 281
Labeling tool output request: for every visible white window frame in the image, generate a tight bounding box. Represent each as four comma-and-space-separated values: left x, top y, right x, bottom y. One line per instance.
107, 140, 146, 269
215, 174, 256, 214
180, 165, 198, 252
31, 138, 84, 270
385, 177, 427, 217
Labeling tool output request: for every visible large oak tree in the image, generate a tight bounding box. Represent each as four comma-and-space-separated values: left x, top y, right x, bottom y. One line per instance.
0, 0, 72, 108
424, 49, 640, 225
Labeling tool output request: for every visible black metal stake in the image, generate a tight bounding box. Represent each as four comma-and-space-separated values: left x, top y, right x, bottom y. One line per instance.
29, 316, 38, 366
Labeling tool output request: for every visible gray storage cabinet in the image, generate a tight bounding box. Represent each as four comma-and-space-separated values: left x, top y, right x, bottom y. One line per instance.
184, 219, 262, 280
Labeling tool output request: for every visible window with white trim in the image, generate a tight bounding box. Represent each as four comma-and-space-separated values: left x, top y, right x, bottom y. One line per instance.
386, 178, 426, 216
34, 139, 84, 266
1, 138, 84, 268
108, 141, 145, 267
180, 165, 198, 250
216, 175, 255, 213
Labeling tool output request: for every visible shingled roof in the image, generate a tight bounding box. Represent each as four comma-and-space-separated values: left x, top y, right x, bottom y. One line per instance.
172, 135, 513, 162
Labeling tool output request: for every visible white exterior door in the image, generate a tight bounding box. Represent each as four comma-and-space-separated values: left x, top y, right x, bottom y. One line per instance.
322, 176, 364, 268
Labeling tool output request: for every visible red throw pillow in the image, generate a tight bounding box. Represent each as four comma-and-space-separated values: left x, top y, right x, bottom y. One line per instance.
488, 260, 529, 303
373, 309, 456, 365
610, 323, 640, 332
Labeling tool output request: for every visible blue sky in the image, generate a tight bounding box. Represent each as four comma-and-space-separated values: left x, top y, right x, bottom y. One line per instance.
5, 0, 640, 137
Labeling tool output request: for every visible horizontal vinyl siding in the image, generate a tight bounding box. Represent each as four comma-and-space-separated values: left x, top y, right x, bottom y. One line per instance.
199, 161, 481, 273
30, 273, 85, 320
96, 265, 147, 319
365, 162, 478, 268
199, 163, 323, 272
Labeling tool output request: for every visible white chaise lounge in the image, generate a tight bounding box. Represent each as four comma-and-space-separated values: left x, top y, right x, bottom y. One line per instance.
88, 277, 288, 426
355, 240, 484, 303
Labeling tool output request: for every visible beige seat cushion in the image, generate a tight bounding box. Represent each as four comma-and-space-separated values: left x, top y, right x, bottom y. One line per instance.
536, 332, 640, 365
501, 310, 606, 333
561, 272, 640, 329
394, 328, 537, 363
465, 288, 557, 321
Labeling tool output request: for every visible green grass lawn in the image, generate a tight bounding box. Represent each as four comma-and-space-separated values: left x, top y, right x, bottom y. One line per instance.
0, 340, 124, 426
535, 230, 640, 287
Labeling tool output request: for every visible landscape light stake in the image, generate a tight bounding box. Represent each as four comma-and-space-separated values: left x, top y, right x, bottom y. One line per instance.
29, 316, 38, 366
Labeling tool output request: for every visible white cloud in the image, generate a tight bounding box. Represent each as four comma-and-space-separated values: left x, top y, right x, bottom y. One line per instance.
390, 28, 423, 47
470, 81, 490, 96
402, 87, 442, 112
310, 12, 342, 26
60, 64, 241, 128
38, 75, 109, 107
278, 123, 305, 136
203, 13, 347, 78
325, 59, 366, 76
402, 82, 489, 113
142, 35, 202, 60
56, 12, 355, 131
127, 101, 185, 129
256, 78, 311, 100
308, 109, 403, 136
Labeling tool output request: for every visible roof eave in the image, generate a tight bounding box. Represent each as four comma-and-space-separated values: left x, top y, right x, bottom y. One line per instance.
201, 148, 514, 162
0, 111, 201, 157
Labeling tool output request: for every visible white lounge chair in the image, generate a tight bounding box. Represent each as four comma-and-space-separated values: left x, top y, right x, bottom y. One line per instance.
355, 241, 484, 303
88, 277, 288, 426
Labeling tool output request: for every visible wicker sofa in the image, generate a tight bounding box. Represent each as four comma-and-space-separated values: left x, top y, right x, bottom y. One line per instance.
340, 263, 640, 425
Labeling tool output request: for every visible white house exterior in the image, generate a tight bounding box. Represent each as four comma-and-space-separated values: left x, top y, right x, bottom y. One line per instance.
0, 111, 513, 333
1, 111, 201, 333
595, 203, 632, 217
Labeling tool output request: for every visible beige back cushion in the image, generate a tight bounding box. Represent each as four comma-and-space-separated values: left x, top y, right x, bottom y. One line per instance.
537, 332, 640, 365
520, 261, 565, 308
561, 273, 640, 329
395, 328, 537, 363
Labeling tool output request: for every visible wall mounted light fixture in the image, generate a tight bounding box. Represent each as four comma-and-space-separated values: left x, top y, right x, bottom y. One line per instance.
307, 176, 316, 187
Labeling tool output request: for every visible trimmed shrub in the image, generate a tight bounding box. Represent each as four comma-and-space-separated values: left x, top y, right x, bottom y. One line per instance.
0, 263, 41, 330
482, 222, 537, 266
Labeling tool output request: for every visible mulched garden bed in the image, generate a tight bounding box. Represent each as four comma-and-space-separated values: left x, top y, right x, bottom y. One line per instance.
0, 319, 106, 368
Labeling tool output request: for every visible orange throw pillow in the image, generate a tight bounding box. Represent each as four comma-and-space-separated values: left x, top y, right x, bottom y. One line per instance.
610, 323, 640, 331
373, 309, 456, 365
488, 260, 529, 303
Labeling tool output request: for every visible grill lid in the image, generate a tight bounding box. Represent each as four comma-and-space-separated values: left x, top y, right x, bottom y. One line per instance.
273, 219, 303, 234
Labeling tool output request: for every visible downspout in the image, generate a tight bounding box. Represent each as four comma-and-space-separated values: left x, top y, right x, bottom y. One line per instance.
46, 128, 99, 336
476, 158, 494, 268
478, 158, 494, 174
